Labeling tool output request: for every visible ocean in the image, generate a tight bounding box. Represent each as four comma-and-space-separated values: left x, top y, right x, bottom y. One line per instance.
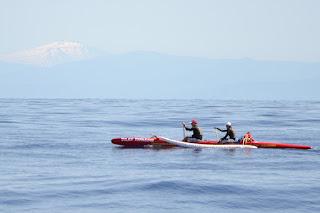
0, 99, 319, 213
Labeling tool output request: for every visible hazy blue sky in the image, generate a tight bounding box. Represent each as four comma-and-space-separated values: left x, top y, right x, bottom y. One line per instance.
1, 0, 319, 62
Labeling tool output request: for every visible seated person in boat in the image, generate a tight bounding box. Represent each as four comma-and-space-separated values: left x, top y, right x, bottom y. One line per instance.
241, 132, 255, 144
183, 119, 203, 142
215, 122, 236, 143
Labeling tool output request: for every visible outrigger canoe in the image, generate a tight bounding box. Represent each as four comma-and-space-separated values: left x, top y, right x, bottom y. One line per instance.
111, 137, 312, 149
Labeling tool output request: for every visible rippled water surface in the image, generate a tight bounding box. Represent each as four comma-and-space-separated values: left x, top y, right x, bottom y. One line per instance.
0, 99, 319, 213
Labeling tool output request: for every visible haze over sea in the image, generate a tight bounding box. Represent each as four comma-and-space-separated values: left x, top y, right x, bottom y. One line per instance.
0, 99, 319, 213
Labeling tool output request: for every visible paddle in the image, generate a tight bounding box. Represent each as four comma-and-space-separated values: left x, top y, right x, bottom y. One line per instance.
214, 128, 219, 140
182, 122, 186, 139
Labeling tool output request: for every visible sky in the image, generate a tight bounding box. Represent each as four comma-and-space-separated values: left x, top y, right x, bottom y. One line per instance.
1, 0, 320, 62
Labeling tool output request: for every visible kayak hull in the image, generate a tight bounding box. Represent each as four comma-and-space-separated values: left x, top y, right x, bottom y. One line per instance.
111, 137, 312, 149
158, 136, 257, 149
111, 137, 154, 147
111, 137, 220, 147
249, 141, 311, 149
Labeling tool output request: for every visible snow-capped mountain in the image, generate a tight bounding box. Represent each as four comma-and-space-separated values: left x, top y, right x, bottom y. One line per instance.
0, 41, 91, 67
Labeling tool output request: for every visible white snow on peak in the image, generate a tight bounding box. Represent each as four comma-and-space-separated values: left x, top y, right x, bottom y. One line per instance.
0, 41, 91, 67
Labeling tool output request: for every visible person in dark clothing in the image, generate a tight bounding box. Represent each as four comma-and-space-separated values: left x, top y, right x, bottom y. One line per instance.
183, 119, 203, 142
215, 122, 236, 142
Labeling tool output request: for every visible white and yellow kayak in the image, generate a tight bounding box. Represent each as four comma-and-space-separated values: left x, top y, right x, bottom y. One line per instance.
158, 136, 257, 149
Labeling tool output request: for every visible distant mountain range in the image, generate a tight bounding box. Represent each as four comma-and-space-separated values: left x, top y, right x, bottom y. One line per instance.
0, 41, 319, 100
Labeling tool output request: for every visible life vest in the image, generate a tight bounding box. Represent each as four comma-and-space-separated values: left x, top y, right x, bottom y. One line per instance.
242, 132, 254, 144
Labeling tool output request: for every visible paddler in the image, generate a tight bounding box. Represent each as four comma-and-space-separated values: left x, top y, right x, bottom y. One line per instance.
183, 119, 203, 142
215, 122, 236, 143
241, 132, 255, 144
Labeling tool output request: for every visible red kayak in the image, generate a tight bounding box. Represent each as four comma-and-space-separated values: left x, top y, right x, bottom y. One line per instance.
111, 137, 312, 149
111, 137, 156, 147
248, 141, 311, 149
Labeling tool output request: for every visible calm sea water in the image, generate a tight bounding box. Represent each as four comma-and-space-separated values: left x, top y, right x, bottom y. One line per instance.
0, 99, 319, 213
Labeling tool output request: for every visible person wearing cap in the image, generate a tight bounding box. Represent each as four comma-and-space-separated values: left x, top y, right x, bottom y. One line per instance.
183, 119, 203, 142
215, 122, 236, 142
